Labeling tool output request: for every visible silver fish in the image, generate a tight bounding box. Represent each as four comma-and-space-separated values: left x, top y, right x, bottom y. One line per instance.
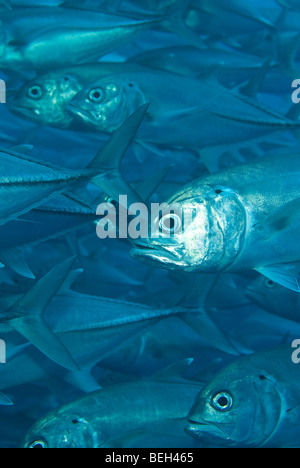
186, 346, 300, 447
131, 153, 300, 292
10, 63, 145, 128
0, 7, 156, 70
67, 69, 299, 172
22, 360, 202, 448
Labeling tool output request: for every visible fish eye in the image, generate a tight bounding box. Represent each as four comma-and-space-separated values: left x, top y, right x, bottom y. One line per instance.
28, 439, 48, 448
88, 88, 104, 103
27, 85, 43, 99
264, 279, 276, 289
159, 213, 182, 234
212, 392, 233, 412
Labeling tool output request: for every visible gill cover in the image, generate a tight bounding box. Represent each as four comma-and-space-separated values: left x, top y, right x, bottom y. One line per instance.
171, 186, 247, 272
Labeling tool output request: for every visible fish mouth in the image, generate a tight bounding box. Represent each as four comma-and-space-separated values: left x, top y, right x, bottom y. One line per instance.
130, 240, 185, 269
9, 102, 38, 118
67, 103, 95, 123
244, 286, 262, 303
185, 419, 231, 443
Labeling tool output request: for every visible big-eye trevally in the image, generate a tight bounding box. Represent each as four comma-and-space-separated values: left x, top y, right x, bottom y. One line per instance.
67, 69, 300, 171
9, 63, 145, 128
22, 359, 202, 448
186, 346, 300, 448
0, 7, 157, 70
131, 153, 300, 292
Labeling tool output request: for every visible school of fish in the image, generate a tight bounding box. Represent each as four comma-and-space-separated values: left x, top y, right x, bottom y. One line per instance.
0, 0, 300, 449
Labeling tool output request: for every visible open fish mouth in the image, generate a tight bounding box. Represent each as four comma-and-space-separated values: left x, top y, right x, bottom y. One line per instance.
9, 103, 39, 118
130, 241, 184, 268
67, 103, 97, 123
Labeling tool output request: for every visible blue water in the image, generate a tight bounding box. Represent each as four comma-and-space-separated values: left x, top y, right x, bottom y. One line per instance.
0, 0, 299, 449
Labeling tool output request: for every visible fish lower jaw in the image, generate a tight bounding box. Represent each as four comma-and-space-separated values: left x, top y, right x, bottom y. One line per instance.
185, 420, 232, 444
130, 245, 184, 269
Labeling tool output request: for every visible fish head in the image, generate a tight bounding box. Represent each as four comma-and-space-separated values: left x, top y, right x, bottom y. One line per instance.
130, 184, 247, 272
10, 73, 81, 128
67, 76, 147, 133
185, 361, 282, 447
22, 412, 104, 448
245, 275, 298, 315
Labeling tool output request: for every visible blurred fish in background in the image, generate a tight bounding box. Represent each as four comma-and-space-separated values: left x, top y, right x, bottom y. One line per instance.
1, 0, 300, 450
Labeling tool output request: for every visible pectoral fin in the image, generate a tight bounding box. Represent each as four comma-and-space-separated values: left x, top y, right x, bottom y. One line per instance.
256, 264, 300, 292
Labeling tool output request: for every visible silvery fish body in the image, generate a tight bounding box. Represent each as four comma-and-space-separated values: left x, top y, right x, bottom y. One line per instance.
129, 45, 267, 87
131, 153, 300, 291
68, 69, 298, 150
186, 346, 300, 447
22, 370, 201, 448
0, 8, 155, 69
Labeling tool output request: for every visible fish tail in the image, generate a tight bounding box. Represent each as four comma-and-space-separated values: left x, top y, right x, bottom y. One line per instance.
0, 248, 35, 279
6, 258, 80, 372
89, 104, 149, 207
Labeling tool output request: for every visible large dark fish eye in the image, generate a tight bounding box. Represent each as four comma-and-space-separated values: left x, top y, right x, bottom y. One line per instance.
212, 392, 233, 412
27, 85, 43, 99
159, 213, 182, 234
88, 88, 104, 103
28, 439, 48, 448
264, 279, 276, 289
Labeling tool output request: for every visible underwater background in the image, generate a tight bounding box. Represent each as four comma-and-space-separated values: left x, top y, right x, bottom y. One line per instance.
1, 0, 300, 449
